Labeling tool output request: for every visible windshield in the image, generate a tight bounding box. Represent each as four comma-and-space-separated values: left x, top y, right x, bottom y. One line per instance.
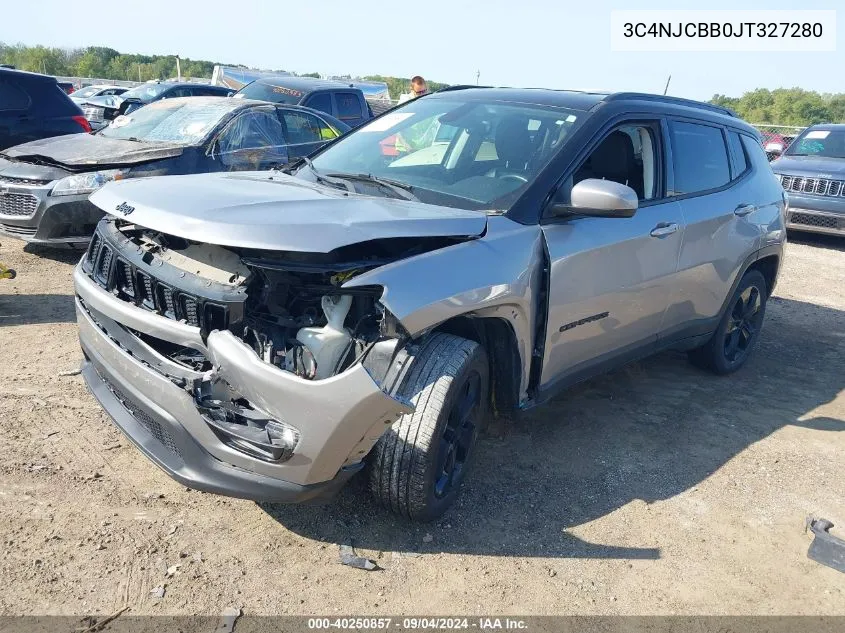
306, 96, 585, 210
98, 99, 238, 145
74, 86, 103, 99
120, 83, 170, 102
235, 81, 305, 105
786, 129, 845, 159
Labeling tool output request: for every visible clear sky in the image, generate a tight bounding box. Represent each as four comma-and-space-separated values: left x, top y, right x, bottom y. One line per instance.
1, 0, 841, 100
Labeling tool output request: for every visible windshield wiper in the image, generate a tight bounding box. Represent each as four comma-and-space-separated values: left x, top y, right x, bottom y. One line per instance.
288, 157, 355, 193
324, 172, 419, 202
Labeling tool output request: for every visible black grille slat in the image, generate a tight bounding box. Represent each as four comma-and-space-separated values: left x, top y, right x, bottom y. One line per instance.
137, 271, 155, 309
182, 296, 200, 327
85, 225, 233, 332
118, 260, 135, 298
157, 285, 176, 319
95, 245, 114, 285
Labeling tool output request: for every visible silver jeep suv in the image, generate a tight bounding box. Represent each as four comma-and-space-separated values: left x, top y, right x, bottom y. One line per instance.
73, 88, 786, 521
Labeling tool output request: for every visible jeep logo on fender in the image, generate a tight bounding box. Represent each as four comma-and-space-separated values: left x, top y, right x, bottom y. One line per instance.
115, 202, 135, 216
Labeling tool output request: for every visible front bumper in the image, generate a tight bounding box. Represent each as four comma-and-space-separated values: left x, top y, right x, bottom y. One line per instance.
784, 193, 845, 237
0, 184, 103, 246
74, 262, 411, 501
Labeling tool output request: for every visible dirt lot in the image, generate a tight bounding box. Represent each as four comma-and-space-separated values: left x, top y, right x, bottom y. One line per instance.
0, 234, 844, 617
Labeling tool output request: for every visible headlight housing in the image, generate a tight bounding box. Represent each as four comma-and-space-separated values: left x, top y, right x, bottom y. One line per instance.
51, 169, 127, 197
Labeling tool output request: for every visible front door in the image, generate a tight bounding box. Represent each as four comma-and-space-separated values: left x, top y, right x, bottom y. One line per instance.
539, 121, 684, 391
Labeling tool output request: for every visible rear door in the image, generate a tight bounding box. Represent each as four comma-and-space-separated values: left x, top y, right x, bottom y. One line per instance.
539, 119, 685, 390
659, 119, 765, 340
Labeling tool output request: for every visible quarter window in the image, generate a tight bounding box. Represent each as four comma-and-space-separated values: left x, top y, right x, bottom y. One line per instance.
728, 131, 748, 177
669, 121, 730, 195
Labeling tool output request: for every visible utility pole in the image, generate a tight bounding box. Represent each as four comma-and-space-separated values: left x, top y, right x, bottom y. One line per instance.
663, 74, 672, 95
476, 70, 480, 85
138, 64, 142, 82
176, 55, 181, 82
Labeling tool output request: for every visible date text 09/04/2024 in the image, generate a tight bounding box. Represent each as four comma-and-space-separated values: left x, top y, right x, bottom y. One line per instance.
307, 618, 529, 630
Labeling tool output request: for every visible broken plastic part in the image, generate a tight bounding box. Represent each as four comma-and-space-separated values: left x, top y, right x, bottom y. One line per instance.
806, 516, 845, 574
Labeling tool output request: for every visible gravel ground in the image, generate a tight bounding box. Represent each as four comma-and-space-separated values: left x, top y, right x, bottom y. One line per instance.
0, 233, 843, 617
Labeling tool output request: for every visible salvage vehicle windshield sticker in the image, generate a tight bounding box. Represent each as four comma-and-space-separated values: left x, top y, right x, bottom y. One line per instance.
272, 86, 303, 97
361, 112, 415, 132
805, 130, 830, 139
111, 116, 131, 128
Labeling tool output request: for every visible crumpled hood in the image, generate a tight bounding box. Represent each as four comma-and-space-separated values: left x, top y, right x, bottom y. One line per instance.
90, 171, 488, 252
771, 155, 845, 177
2, 134, 184, 169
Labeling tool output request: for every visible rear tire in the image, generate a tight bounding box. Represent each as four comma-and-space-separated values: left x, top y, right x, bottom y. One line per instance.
368, 333, 489, 522
689, 269, 768, 375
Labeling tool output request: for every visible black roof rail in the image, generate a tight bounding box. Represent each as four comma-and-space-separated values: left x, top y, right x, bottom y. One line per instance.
603, 92, 738, 118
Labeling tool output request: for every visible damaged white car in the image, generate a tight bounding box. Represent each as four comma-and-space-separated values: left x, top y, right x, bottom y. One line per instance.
74, 88, 785, 520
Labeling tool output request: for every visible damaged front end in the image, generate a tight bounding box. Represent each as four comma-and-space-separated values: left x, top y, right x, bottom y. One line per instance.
74, 217, 471, 497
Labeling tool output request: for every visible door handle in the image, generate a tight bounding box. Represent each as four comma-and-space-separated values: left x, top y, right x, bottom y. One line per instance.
650, 222, 679, 237
734, 204, 757, 217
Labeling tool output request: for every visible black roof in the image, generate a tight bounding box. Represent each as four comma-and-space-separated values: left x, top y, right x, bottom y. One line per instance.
248, 76, 358, 93
0, 67, 58, 82
429, 86, 738, 118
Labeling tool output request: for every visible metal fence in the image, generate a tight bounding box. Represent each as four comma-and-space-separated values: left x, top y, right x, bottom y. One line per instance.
751, 124, 806, 161
54, 76, 213, 90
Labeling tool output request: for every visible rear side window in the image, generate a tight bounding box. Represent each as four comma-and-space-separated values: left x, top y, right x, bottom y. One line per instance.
740, 133, 772, 170
305, 92, 332, 114
669, 121, 730, 195
0, 80, 31, 111
728, 131, 748, 177
335, 92, 362, 120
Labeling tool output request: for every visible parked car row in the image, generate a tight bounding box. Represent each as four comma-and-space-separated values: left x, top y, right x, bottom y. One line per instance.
0, 94, 349, 245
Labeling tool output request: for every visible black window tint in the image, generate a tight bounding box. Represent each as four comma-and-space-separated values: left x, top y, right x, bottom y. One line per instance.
728, 131, 748, 177
305, 92, 332, 114
335, 92, 362, 120
740, 133, 771, 170
0, 80, 30, 111
670, 121, 730, 195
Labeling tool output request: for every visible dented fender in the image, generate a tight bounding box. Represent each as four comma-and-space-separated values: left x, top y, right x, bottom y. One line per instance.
343, 215, 546, 401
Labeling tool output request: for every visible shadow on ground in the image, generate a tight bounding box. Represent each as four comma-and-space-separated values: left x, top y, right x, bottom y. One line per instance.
260, 296, 845, 560
0, 293, 75, 326
787, 230, 845, 253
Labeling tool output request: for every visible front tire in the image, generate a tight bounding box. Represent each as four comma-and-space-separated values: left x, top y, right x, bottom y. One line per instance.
368, 333, 489, 522
689, 269, 768, 375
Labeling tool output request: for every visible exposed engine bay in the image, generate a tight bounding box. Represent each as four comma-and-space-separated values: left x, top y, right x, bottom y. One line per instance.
99, 219, 463, 382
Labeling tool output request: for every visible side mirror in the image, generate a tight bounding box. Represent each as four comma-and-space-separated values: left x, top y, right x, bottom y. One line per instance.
549, 179, 638, 218
764, 142, 784, 159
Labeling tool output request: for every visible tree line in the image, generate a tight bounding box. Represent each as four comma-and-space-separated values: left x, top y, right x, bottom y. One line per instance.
6, 43, 842, 122
710, 88, 845, 126
0, 43, 450, 100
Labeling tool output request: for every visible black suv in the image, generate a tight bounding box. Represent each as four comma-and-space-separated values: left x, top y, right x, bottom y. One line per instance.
0, 68, 91, 150
771, 124, 845, 237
